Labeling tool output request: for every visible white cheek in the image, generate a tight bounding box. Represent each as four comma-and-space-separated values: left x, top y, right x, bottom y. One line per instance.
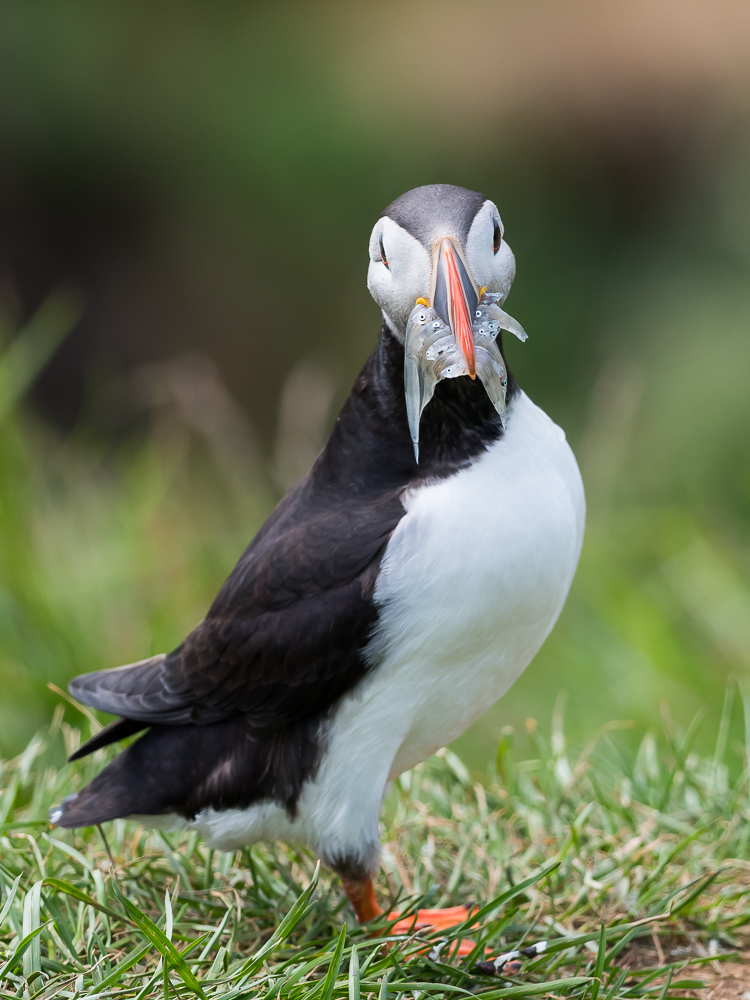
366, 222, 431, 338
465, 202, 516, 303
465, 244, 516, 302
366, 261, 384, 301
366, 263, 396, 333
491, 243, 516, 302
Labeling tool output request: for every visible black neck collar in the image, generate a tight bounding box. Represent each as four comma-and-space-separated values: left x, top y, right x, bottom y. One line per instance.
313, 323, 518, 495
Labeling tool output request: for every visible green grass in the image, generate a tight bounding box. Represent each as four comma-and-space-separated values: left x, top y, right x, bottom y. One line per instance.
0, 696, 747, 998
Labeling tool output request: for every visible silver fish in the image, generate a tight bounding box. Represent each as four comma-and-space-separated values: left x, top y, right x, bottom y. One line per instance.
475, 339, 509, 425
473, 291, 528, 343
404, 306, 468, 462
404, 291, 527, 462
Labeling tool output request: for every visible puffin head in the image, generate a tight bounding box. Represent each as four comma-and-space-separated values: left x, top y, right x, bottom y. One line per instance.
367, 184, 517, 343
367, 184, 525, 460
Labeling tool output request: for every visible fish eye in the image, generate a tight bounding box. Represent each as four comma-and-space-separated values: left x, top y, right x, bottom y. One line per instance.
379, 233, 389, 269
492, 220, 502, 255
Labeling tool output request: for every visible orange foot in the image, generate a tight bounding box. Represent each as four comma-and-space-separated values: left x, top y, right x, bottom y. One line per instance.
341, 878, 478, 959
388, 905, 477, 957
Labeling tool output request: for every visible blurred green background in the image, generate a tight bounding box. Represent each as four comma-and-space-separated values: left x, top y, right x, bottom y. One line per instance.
0, 0, 749, 767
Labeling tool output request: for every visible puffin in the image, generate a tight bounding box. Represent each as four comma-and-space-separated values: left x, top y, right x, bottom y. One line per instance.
52, 184, 585, 932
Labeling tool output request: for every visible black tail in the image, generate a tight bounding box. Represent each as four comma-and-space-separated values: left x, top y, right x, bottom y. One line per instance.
68, 717, 147, 762
51, 715, 324, 829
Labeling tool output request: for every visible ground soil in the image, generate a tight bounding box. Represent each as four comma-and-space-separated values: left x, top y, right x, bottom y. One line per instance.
620, 940, 750, 999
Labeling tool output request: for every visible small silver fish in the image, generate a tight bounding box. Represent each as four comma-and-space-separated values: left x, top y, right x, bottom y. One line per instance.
404, 291, 527, 462
404, 306, 468, 462
475, 339, 509, 424
473, 291, 528, 343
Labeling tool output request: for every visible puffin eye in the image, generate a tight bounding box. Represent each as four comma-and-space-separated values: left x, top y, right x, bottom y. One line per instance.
379, 234, 389, 269
492, 220, 502, 255
379, 233, 389, 269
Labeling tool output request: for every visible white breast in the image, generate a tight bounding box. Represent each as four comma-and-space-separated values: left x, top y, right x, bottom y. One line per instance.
364, 389, 585, 776
190, 391, 585, 868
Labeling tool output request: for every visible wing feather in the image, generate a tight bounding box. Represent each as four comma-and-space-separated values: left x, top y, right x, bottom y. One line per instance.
69, 488, 404, 729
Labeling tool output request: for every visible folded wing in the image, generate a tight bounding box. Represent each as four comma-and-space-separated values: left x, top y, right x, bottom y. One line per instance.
68, 478, 406, 746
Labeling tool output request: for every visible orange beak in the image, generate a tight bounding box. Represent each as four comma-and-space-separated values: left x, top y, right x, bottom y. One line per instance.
430, 238, 479, 379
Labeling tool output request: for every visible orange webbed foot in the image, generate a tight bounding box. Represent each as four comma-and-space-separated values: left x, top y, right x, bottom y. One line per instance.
388, 904, 477, 956
341, 878, 479, 959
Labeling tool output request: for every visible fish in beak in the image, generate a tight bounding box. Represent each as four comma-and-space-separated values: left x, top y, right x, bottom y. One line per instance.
404, 240, 528, 463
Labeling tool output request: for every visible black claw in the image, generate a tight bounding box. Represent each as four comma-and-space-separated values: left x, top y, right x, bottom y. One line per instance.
472, 957, 523, 977
472, 961, 497, 976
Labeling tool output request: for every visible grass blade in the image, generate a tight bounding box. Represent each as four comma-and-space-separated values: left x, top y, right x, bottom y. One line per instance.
42, 876, 123, 920
112, 880, 208, 1000
94, 941, 153, 992
455, 860, 561, 932
320, 924, 347, 1000
22, 878, 43, 978
349, 943, 360, 1000
0, 291, 82, 423
670, 870, 721, 916
0, 923, 48, 979
590, 924, 606, 1000
0, 873, 22, 927
236, 860, 320, 977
